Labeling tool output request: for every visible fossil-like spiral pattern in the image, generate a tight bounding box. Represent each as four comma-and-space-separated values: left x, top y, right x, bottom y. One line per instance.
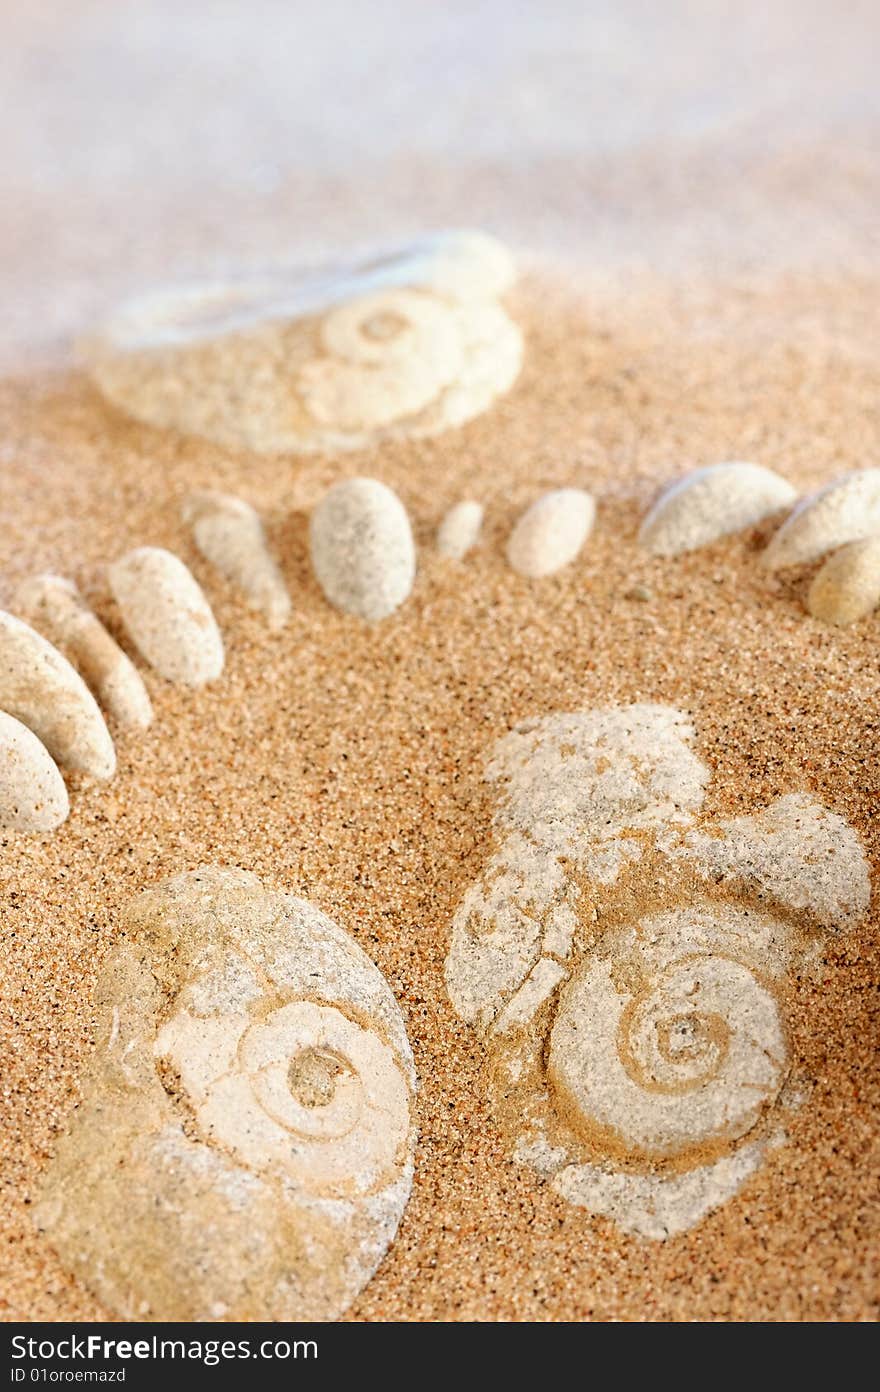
444, 704, 869, 1239
34, 867, 416, 1321
81, 230, 523, 453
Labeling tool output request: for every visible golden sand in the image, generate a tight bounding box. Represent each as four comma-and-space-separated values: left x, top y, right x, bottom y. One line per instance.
1, 272, 878, 1321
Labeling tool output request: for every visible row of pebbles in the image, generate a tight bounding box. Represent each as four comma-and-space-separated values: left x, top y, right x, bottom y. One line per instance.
640, 462, 880, 623
0, 479, 591, 835
3, 463, 876, 835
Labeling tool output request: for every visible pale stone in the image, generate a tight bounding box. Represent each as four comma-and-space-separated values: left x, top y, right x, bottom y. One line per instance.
639, 461, 796, 556
761, 468, 880, 570
15, 574, 152, 729
81, 231, 523, 453
444, 703, 870, 1239
491, 958, 567, 1036
183, 491, 291, 630
0, 611, 115, 779
549, 920, 787, 1158
0, 709, 68, 833
310, 478, 415, 621
109, 547, 224, 687
807, 536, 880, 625
436, 500, 484, 560
553, 1138, 773, 1241
34, 866, 416, 1322
506, 488, 595, 578
670, 792, 870, 928
445, 704, 709, 1029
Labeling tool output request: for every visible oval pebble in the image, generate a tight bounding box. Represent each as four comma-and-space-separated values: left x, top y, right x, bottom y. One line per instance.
506, 488, 595, 578
109, 547, 224, 687
437, 500, 484, 560
0, 709, 69, 833
15, 574, 153, 730
639, 462, 796, 557
807, 537, 880, 626
309, 478, 416, 620
0, 611, 116, 780
183, 491, 291, 631
762, 468, 880, 571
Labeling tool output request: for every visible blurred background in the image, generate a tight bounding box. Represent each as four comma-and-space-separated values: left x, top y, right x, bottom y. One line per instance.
2, 0, 878, 369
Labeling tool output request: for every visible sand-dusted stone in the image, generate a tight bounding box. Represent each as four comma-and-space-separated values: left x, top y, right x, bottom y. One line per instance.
183, 491, 291, 630
506, 488, 595, 578
15, 574, 152, 730
444, 704, 869, 1239
80, 230, 523, 453
109, 547, 224, 687
437, 500, 484, 559
34, 866, 416, 1322
761, 468, 880, 570
0, 611, 116, 780
807, 536, 880, 625
310, 478, 415, 621
0, 710, 68, 833
639, 461, 796, 556
549, 909, 788, 1160
670, 793, 869, 927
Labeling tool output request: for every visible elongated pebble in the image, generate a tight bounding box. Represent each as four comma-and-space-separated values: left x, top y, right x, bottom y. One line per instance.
761, 468, 880, 570
109, 547, 224, 687
310, 478, 415, 620
15, 574, 153, 729
506, 488, 595, 578
0, 612, 116, 779
639, 462, 796, 557
0, 710, 69, 833
437, 500, 484, 560
183, 491, 291, 630
807, 537, 880, 625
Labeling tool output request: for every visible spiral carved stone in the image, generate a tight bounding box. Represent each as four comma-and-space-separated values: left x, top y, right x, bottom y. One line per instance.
444, 704, 870, 1239
34, 867, 417, 1320
81, 230, 523, 453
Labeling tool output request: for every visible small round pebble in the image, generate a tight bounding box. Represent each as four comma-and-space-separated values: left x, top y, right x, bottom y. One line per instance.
0, 709, 69, 833
807, 537, 880, 625
437, 500, 484, 560
109, 547, 224, 687
309, 478, 416, 621
506, 488, 595, 578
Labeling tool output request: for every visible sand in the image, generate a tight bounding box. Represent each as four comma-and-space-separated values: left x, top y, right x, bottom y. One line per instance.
1, 0, 879, 1325
1, 267, 878, 1322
